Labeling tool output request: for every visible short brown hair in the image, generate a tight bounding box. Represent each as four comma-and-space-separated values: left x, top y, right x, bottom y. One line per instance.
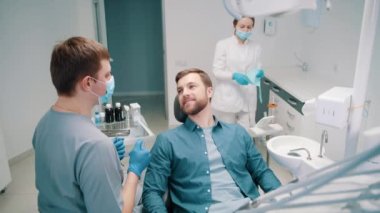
233, 16, 255, 28
175, 68, 212, 88
50, 36, 110, 96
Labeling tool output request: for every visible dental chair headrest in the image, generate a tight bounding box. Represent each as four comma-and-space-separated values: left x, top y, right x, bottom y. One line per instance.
174, 95, 187, 123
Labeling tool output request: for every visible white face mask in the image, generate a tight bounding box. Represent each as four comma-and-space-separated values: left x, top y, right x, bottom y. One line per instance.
89, 75, 115, 105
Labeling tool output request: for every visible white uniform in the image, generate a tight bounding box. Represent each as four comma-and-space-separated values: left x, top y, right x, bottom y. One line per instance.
212, 35, 261, 128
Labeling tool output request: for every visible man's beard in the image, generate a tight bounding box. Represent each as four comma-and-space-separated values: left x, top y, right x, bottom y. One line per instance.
181, 97, 208, 116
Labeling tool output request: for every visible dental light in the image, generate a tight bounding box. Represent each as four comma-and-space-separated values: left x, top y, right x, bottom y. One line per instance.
223, 0, 317, 18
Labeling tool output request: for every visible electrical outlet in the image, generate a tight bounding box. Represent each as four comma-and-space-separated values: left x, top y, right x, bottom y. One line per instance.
264, 18, 276, 36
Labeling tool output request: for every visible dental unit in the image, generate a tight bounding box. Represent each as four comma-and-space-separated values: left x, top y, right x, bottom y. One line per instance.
224, 0, 380, 211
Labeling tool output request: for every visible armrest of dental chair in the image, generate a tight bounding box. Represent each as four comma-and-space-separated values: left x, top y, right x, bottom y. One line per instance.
174, 95, 187, 123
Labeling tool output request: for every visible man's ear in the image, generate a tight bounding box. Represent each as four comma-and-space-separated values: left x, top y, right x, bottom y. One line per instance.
207, 86, 213, 98
80, 76, 92, 91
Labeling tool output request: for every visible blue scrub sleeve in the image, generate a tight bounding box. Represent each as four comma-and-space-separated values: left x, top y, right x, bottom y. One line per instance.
75, 139, 123, 213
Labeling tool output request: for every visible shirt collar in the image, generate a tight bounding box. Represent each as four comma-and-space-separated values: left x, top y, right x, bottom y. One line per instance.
183, 116, 222, 131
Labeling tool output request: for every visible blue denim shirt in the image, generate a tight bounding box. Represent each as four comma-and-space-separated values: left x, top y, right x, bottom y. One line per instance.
142, 118, 281, 212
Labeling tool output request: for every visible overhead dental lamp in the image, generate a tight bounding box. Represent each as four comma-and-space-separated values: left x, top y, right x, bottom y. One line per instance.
223, 0, 317, 18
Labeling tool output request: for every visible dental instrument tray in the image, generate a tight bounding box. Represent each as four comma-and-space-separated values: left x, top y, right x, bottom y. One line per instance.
98, 122, 131, 137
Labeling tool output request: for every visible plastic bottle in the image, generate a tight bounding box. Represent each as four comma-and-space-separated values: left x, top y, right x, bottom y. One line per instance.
130, 103, 141, 127
105, 103, 114, 123
114, 102, 123, 122
100, 112, 105, 123
99, 112, 105, 128
124, 105, 131, 129
94, 111, 101, 127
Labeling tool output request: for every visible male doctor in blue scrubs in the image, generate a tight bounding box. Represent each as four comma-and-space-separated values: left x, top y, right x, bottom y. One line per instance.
142, 68, 280, 212
33, 36, 150, 213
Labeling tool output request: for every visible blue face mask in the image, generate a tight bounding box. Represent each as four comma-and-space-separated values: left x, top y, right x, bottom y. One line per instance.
90, 75, 115, 105
235, 30, 252, 41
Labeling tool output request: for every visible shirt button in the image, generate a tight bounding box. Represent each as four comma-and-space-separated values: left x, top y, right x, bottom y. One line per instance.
197, 126, 199, 129
206, 170, 209, 174
201, 134, 204, 137
204, 151, 207, 155
205, 207, 209, 210
207, 189, 211, 193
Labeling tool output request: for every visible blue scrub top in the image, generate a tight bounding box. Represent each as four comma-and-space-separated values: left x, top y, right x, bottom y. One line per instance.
33, 109, 123, 213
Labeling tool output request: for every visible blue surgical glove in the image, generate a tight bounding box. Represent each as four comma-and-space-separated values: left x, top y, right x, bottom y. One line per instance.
247, 68, 265, 85
112, 137, 126, 160
232, 72, 250, 85
256, 69, 264, 78
128, 139, 151, 178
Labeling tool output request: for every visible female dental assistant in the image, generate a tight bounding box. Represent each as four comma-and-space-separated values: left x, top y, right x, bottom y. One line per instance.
212, 16, 261, 129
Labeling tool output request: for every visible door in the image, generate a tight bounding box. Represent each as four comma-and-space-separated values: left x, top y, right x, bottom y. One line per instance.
104, 0, 165, 97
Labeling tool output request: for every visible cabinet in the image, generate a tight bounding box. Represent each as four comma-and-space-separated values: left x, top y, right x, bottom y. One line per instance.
269, 90, 319, 141
262, 75, 349, 161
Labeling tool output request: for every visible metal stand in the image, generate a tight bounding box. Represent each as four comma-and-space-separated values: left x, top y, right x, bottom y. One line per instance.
265, 135, 271, 165
250, 123, 283, 166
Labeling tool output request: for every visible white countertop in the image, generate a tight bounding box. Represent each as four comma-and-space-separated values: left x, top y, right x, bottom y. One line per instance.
265, 69, 350, 102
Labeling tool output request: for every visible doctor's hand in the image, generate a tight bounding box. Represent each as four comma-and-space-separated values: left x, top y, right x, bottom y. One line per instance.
255, 69, 264, 78
247, 68, 265, 85
113, 137, 126, 160
232, 72, 250, 85
128, 139, 151, 178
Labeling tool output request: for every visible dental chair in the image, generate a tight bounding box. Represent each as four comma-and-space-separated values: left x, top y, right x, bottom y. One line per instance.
174, 95, 187, 123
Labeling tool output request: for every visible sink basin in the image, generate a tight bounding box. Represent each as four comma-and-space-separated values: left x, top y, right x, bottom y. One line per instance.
267, 135, 333, 178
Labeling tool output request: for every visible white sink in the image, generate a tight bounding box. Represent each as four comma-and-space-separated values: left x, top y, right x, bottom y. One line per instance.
267, 135, 333, 178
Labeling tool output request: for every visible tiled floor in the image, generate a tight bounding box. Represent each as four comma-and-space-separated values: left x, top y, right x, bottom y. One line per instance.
0, 153, 38, 213
0, 94, 292, 212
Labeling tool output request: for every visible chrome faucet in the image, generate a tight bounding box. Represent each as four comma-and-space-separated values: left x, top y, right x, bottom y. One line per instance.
319, 130, 328, 158
289, 148, 312, 160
